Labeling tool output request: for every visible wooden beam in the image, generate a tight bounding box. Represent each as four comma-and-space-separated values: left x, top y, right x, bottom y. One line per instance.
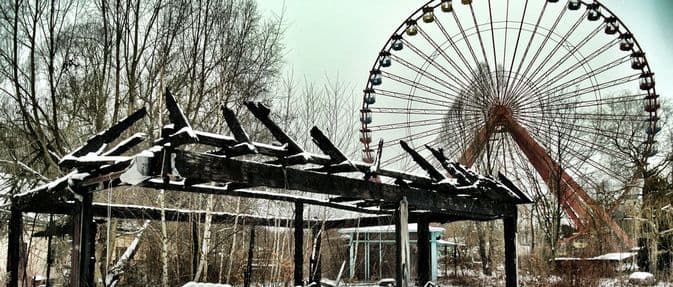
416, 218, 431, 286
245, 102, 303, 155
310, 127, 349, 164
142, 179, 390, 215
503, 211, 518, 287
400, 141, 444, 182
6, 202, 22, 287
294, 202, 304, 287
173, 150, 512, 219
59, 107, 147, 168
70, 193, 94, 287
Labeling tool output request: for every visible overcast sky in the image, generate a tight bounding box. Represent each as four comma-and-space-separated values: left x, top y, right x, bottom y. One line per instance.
262, 0, 673, 104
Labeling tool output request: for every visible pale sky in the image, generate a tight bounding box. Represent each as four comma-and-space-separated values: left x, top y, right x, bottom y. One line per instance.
261, 0, 673, 184
262, 0, 672, 104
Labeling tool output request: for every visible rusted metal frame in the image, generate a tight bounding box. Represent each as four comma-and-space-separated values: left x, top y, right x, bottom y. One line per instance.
504, 115, 633, 246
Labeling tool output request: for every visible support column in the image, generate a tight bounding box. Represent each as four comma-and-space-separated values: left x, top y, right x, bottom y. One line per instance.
416, 219, 431, 286
395, 197, 410, 287
6, 202, 22, 287
504, 209, 518, 287
70, 192, 94, 287
309, 224, 322, 285
294, 202, 304, 287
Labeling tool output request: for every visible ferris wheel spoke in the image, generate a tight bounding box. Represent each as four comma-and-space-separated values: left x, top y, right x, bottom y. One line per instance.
381, 125, 448, 149
381, 71, 457, 101
370, 107, 453, 116
516, 115, 645, 148
511, 124, 627, 180
506, 1, 548, 102
468, 3, 493, 74
487, 0, 501, 99
521, 38, 619, 100
513, 55, 630, 109
368, 117, 443, 132
518, 10, 588, 90
508, 27, 606, 107
374, 89, 453, 108
516, 73, 641, 113
526, 24, 603, 88
413, 27, 474, 88
540, 92, 647, 112
434, 13, 488, 90
503, 0, 530, 99
389, 53, 466, 95
510, 6, 568, 98
452, 8, 488, 79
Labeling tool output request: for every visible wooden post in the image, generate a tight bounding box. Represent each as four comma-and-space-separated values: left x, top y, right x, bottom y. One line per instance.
504, 210, 518, 287
70, 192, 94, 287
309, 224, 322, 285
395, 197, 410, 287
294, 202, 304, 287
243, 226, 256, 287
416, 219, 431, 286
6, 202, 22, 287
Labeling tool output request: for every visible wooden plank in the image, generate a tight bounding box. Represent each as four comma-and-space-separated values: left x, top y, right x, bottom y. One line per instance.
173, 150, 511, 218
101, 133, 147, 156
294, 202, 304, 287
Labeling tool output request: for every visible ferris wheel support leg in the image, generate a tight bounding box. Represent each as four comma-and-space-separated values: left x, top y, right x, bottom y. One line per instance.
505, 117, 634, 248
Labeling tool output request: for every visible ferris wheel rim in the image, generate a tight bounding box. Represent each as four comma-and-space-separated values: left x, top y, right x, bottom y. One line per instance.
360, 0, 660, 166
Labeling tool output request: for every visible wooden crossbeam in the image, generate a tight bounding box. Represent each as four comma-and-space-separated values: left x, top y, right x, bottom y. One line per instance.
173, 150, 513, 218
59, 107, 147, 169
141, 178, 390, 215
244, 102, 303, 155
400, 140, 445, 182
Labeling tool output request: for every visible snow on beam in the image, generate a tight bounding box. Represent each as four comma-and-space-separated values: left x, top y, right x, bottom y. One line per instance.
400, 140, 445, 182
173, 150, 513, 218
59, 107, 147, 169
310, 126, 349, 164
244, 102, 303, 155
156, 88, 198, 145
141, 178, 391, 215
102, 133, 147, 156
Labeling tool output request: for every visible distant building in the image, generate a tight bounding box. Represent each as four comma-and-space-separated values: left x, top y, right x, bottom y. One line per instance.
338, 224, 462, 282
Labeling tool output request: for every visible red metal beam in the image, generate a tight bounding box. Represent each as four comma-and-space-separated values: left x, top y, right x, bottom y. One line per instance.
456, 106, 633, 247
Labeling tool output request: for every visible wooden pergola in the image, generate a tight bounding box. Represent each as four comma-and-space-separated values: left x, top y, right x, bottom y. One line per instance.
6, 89, 531, 287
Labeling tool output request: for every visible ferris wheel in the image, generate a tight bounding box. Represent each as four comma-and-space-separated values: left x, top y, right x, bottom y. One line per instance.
359, 0, 660, 245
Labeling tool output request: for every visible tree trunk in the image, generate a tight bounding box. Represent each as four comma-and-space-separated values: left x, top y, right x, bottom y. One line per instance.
194, 194, 215, 281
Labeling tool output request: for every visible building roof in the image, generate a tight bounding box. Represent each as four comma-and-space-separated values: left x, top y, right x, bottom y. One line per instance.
338, 223, 445, 234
